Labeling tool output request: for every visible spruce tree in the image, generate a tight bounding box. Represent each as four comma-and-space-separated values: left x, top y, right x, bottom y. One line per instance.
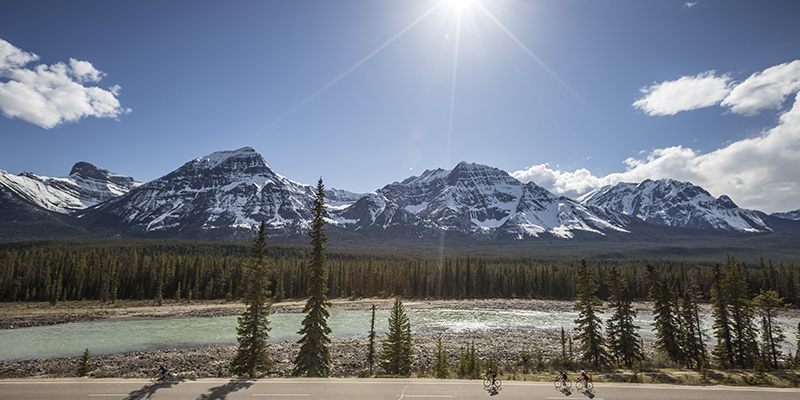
646, 265, 683, 365
76, 348, 92, 377
754, 289, 786, 369
710, 264, 734, 369
725, 258, 759, 369
230, 221, 273, 377
679, 288, 707, 369
432, 332, 450, 379
293, 178, 333, 377
606, 266, 643, 368
379, 297, 414, 375
573, 259, 609, 367
367, 304, 377, 376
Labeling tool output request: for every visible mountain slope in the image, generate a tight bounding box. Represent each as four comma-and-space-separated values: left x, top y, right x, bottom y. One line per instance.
771, 209, 800, 221
579, 179, 771, 232
331, 162, 628, 239
0, 163, 141, 214
83, 147, 320, 239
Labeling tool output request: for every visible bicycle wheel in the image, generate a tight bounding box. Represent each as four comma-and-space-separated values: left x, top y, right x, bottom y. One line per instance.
585, 381, 593, 390
554, 379, 562, 389
483, 378, 491, 388
494, 379, 501, 388
575, 380, 584, 390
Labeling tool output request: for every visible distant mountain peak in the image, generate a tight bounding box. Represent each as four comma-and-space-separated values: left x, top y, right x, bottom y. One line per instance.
581, 179, 769, 232
192, 146, 264, 169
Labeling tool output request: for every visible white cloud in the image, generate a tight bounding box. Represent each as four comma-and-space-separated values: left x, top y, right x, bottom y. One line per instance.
721, 60, 800, 116
683, 2, 698, 8
0, 38, 130, 129
514, 92, 800, 213
633, 71, 732, 116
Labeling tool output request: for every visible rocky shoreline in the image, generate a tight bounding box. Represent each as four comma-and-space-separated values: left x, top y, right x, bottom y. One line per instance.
0, 298, 658, 379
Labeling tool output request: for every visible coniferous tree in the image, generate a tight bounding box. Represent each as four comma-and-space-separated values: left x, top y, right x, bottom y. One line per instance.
679, 289, 708, 369
574, 259, 609, 367
710, 264, 734, 369
646, 265, 683, 365
753, 289, 786, 369
725, 258, 759, 368
679, 288, 707, 369
432, 332, 450, 379
293, 178, 333, 377
76, 348, 92, 377
606, 266, 643, 368
379, 297, 414, 375
230, 221, 273, 377
367, 304, 377, 376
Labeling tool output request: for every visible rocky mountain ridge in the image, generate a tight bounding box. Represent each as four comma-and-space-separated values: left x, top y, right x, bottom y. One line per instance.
2, 147, 799, 241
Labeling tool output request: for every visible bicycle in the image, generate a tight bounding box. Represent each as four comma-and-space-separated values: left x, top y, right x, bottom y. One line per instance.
575, 378, 593, 391
554, 376, 571, 389
150, 371, 166, 383
483, 376, 502, 390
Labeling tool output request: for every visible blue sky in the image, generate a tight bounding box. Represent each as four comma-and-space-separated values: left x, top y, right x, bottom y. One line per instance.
1, 0, 799, 213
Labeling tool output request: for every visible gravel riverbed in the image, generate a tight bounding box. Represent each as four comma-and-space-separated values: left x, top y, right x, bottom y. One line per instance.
1, 298, 657, 379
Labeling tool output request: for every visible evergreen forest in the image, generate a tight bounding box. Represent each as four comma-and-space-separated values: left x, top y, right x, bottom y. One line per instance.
0, 239, 798, 306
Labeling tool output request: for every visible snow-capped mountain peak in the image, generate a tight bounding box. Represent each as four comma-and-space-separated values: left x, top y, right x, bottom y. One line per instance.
580, 179, 770, 232
0, 162, 141, 213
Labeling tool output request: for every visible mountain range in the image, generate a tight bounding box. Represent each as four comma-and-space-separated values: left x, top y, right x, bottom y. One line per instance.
2, 147, 799, 244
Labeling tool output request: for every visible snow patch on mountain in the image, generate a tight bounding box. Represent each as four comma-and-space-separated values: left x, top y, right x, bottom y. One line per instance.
0, 163, 142, 213
579, 179, 770, 232
771, 209, 800, 221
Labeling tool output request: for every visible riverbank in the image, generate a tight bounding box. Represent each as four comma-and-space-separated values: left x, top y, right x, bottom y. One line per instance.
0, 298, 613, 379
0, 298, 599, 330
2, 298, 798, 387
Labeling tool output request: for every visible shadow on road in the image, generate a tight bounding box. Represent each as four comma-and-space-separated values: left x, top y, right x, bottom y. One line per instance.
197, 379, 255, 400
557, 386, 573, 396
484, 385, 502, 396
578, 388, 595, 398
124, 379, 182, 400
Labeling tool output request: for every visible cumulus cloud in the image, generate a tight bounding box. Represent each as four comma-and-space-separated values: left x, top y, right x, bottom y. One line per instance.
632, 71, 732, 116
684, 2, 698, 8
721, 60, 800, 115
514, 92, 800, 213
634, 60, 800, 117
0, 38, 130, 129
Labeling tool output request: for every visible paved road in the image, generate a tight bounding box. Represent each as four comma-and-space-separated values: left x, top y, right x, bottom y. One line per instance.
1, 378, 798, 400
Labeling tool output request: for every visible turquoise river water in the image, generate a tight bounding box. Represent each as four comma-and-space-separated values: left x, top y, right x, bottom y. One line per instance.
1, 308, 796, 362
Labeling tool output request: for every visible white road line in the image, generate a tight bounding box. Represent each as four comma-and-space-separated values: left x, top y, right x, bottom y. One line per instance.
396, 396, 454, 398
252, 395, 311, 397
88, 395, 129, 397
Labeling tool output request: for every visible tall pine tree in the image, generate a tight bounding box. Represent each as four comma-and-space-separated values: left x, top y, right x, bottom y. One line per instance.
679, 288, 707, 369
230, 221, 273, 377
753, 289, 785, 369
711, 264, 734, 369
367, 304, 377, 376
606, 266, 643, 368
646, 265, 683, 365
293, 178, 333, 377
379, 297, 414, 375
574, 259, 609, 367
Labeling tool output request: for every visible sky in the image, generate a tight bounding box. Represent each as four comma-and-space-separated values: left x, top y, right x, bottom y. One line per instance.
1, 0, 799, 214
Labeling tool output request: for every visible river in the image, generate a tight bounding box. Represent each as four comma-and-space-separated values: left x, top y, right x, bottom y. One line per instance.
1, 308, 796, 362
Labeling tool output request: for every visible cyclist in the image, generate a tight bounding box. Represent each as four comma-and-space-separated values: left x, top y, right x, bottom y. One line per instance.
159, 365, 168, 380
558, 370, 568, 384
579, 370, 589, 384
487, 368, 497, 384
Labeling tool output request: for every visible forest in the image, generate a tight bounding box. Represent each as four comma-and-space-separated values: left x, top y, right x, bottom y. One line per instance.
0, 239, 797, 306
